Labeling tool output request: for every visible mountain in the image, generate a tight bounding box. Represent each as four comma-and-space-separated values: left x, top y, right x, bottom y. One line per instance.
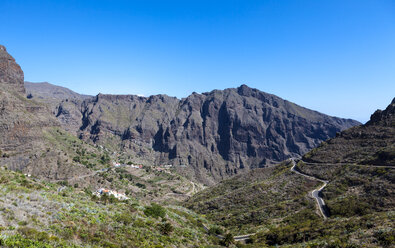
0, 44, 392, 247
0, 45, 232, 247
0, 45, 99, 183
25, 81, 91, 101
34, 83, 360, 184
0, 45, 25, 94
25, 82, 93, 132
185, 98, 394, 247
303, 97, 395, 166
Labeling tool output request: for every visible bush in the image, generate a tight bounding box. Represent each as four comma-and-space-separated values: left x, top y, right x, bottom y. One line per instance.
209, 226, 224, 235
159, 222, 173, 235
220, 233, 234, 247
116, 212, 133, 225
144, 203, 166, 219
374, 229, 395, 247
17, 227, 50, 242
136, 183, 146, 189
328, 196, 370, 217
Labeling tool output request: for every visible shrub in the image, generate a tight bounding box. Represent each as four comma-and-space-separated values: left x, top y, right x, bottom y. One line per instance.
220, 233, 234, 247
136, 183, 146, 189
159, 222, 173, 235
116, 212, 133, 225
209, 226, 224, 235
374, 229, 395, 247
328, 196, 370, 217
144, 203, 166, 219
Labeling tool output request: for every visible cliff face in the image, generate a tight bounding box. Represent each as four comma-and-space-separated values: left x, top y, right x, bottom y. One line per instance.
66, 85, 359, 183
0, 45, 25, 94
0, 46, 91, 180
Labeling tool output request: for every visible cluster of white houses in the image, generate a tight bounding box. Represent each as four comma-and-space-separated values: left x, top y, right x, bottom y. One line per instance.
112, 161, 143, 169
93, 188, 129, 201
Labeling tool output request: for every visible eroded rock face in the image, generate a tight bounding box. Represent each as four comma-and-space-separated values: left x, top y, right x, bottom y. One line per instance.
0, 46, 91, 181
0, 45, 25, 94
68, 85, 360, 183
367, 97, 395, 127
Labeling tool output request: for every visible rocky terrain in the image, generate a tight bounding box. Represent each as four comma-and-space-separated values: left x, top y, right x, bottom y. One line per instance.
186, 98, 395, 247
0, 45, 25, 94
303, 97, 395, 166
0, 44, 393, 247
28, 82, 360, 184
0, 45, 91, 181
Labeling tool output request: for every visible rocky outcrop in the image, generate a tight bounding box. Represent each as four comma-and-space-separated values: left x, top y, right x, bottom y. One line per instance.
0, 46, 92, 181
303, 97, 395, 166
366, 97, 395, 127
0, 45, 25, 94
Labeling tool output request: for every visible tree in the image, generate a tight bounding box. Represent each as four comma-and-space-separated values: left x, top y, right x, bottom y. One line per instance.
220, 233, 234, 247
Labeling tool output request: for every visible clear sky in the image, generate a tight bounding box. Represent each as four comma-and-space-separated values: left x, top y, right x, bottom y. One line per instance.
1, 0, 394, 123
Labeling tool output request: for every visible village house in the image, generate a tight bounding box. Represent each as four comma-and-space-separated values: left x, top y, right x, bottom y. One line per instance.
113, 161, 121, 167
130, 164, 143, 169
94, 188, 129, 200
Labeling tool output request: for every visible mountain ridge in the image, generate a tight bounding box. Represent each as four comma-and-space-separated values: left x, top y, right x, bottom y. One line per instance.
30, 81, 360, 183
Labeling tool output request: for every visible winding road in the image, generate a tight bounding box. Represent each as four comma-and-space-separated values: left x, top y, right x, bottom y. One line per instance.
290, 158, 329, 219
54, 168, 109, 184
205, 158, 332, 242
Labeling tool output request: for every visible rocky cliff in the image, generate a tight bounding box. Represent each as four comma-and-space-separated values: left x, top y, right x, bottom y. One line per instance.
49, 84, 359, 184
0, 45, 25, 94
0, 45, 92, 181
303, 97, 395, 166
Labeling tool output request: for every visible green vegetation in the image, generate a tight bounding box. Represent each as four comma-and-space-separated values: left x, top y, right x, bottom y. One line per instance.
0, 167, 214, 247
185, 161, 320, 234
144, 203, 166, 219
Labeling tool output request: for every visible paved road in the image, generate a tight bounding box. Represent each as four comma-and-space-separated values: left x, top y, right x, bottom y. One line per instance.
202, 158, 331, 242
290, 159, 329, 219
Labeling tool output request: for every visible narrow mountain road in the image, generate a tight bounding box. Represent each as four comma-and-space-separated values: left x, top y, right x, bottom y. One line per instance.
53, 168, 110, 183
301, 160, 394, 169
186, 181, 197, 196
203, 158, 331, 242
290, 158, 329, 219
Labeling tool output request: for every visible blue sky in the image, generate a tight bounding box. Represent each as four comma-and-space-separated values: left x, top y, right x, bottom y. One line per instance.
0, 0, 394, 123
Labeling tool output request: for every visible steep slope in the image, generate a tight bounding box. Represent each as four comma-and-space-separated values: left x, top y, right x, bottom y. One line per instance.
49, 84, 360, 183
25, 81, 91, 101
0, 45, 25, 94
0, 45, 93, 181
25, 82, 93, 133
0, 167, 216, 247
185, 98, 394, 247
303, 97, 395, 166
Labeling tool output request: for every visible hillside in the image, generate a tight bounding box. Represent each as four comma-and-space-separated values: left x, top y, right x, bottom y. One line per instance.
0, 167, 218, 247
25, 82, 91, 101
185, 98, 395, 247
33, 83, 359, 184
0, 45, 95, 182
0, 45, 228, 247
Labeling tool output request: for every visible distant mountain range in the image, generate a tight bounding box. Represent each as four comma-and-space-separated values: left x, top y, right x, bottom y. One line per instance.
25, 81, 359, 184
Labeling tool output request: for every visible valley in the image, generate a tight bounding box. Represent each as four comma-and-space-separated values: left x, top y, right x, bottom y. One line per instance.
0, 44, 393, 247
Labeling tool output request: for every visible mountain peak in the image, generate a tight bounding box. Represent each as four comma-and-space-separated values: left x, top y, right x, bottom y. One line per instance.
366, 97, 395, 126
0, 45, 25, 94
